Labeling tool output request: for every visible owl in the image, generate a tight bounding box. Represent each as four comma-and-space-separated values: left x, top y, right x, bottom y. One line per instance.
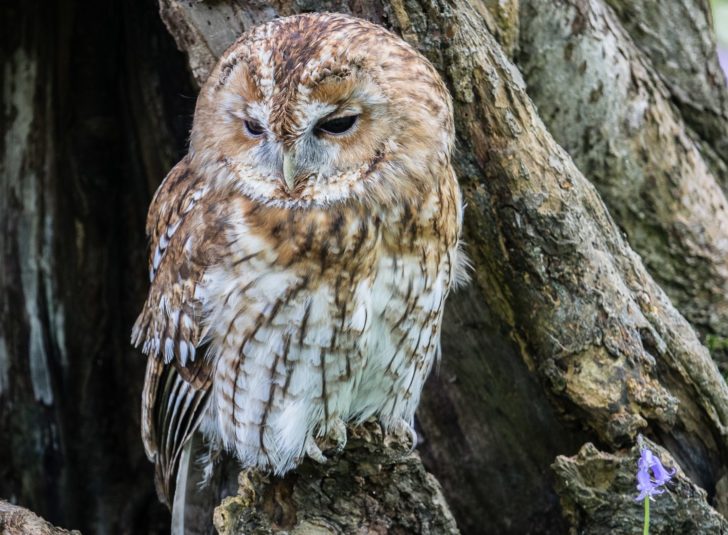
131, 12, 465, 507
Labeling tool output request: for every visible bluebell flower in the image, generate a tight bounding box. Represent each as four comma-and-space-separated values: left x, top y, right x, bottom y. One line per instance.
635, 446, 675, 501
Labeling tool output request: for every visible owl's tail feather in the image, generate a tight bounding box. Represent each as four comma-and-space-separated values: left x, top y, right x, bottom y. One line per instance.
142, 355, 212, 507
171, 433, 239, 535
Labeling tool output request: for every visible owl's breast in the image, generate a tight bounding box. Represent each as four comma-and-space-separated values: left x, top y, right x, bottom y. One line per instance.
200, 197, 381, 332
197, 200, 381, 465
193, 188, 460, 466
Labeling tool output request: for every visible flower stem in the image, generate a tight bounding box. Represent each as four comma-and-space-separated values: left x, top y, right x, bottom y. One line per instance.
643, 497, 650, 535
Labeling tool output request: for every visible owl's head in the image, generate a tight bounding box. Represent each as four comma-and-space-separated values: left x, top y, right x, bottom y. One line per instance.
190, 13, 454, 208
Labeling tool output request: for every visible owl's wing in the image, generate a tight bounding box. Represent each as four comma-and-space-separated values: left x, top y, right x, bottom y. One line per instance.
142, 355, 211, 506
131, 157, 227, 506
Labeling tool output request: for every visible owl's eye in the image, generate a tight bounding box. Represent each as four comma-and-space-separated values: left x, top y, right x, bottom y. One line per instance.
316, 115, 359, 135
244, 119, 265, 137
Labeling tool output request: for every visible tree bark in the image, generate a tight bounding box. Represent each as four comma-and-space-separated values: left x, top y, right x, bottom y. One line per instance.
519, 0, 728, 367
212, 422, 458, 535
604, 0, 728, 173
0, 501, 82, 535
3, 1, 728, 534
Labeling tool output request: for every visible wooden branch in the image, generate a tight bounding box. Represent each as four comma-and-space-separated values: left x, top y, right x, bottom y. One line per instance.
0, 501, 81, 535
213, 423, 459, 534
519, 0, 728, 362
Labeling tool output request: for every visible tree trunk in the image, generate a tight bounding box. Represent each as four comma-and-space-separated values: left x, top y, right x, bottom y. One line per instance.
1, 1, 193, 532
520, 0, 728, 366
604, 0, 728, 172
2, 0, 728, 534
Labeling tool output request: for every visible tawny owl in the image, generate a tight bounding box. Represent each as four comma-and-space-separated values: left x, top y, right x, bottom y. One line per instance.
131, 12, 465, 507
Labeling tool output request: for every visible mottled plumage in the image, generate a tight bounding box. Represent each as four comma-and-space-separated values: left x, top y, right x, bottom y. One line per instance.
132, 12, 465, 507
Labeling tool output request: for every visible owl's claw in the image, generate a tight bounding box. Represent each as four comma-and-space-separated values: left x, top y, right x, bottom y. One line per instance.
303, 419, 348, 464
304, 435, 328, 464
325, 418, 347, 454
387, 418, 418, 452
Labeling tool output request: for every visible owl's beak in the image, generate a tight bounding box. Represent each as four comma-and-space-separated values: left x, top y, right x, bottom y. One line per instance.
282, 150, 296, 191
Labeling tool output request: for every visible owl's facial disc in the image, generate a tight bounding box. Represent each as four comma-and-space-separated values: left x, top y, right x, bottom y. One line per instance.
230, 104, 369, 196
281, 110, 362, 190
279, 94, 379, 186
191, 13, 454, 208
219, 74, 386, 203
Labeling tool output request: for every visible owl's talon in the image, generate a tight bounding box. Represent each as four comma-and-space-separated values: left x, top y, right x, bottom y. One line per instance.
304, 435, 328, 464
326, 418, 347, 454
387, 418, 417, 452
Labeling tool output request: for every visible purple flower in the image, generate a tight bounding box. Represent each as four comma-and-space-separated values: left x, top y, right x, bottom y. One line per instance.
635, 446, 675, 501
